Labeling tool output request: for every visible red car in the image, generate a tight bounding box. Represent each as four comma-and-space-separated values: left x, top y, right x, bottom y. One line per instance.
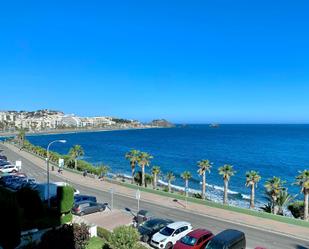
174, 228, 214, 249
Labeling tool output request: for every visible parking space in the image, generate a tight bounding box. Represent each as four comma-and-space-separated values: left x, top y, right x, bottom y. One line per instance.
73, 208, 132, 231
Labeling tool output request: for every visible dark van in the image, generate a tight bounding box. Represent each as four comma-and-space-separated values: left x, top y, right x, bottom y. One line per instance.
74, 194, 97, 203
205, 229, 246, 249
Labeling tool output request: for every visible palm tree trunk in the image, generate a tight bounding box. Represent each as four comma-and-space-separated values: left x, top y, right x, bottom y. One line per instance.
141, 165, 145, 186
168, 181, 171, 192
223, 180, 228, 204
304, 191, 308, 221
185, 180, 188, 197
153, 174, 157, 189
131, 162, 135, 184
74, 158, 77, 170
272, 196, 278, 215
250, 184, 255, 209
202, 173, 206, 200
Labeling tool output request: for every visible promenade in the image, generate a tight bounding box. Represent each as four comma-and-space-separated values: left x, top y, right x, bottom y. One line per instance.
1, 142, 309, 249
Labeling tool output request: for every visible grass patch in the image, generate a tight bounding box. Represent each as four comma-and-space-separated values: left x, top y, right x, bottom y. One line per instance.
86, 236, 105, 249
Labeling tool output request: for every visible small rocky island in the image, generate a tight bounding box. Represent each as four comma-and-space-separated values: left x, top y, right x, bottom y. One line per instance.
148, 119, 175, 128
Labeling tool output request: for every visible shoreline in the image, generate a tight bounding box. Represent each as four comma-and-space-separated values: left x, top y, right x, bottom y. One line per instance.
0, 126, 168, 138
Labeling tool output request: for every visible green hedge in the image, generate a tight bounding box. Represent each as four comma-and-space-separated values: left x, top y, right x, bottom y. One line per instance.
57, 186, 74, 213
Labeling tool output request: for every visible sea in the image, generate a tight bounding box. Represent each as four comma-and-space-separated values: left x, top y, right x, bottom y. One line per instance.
19, 125, 309, 208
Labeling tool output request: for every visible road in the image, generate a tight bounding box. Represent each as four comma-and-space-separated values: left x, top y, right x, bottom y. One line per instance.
1, 144, 309, 249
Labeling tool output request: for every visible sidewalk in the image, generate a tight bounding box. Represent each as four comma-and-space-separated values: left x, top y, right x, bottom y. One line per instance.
4, 143, 309, 241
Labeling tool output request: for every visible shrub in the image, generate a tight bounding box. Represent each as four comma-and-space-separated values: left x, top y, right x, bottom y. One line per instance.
0, 187, 21, 249
193, 193, 202, 199
97, 227, 111, 240
107, 226, 140, 249
288, 201, 304, 219
38, 223, 90, 249
57, 186, 74, 213
61, 212, 73, 224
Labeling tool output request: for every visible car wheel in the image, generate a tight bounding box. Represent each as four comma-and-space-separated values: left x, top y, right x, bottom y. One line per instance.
79, 212, 85, 216
12, 170, 17, 173
165, 242, 173, 249
142, 235, 149, 243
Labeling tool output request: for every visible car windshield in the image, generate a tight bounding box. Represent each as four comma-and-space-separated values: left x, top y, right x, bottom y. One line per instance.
142, 219, 158, 229
180, 235, 197, 246
205, 240, 222, 249
159, 227, 174, 236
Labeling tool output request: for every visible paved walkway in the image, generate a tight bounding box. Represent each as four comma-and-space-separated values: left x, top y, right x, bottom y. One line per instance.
3, 143, 309, 241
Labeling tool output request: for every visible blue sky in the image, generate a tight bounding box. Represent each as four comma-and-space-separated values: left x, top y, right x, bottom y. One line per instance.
0, 1, 309, 123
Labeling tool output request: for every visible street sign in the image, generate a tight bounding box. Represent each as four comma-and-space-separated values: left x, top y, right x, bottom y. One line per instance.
135, 189, 141, 200
16, 160, 22, 170
58, 158, 64, 168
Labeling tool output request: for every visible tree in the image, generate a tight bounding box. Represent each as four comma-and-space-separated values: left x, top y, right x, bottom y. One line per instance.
69, 145, 84, 170
181, 171, 192, 197
264, 176, 285, 215
197, 159, 212, 199
276, 190, 293, 215
107, 225, 141, 249
17, 128, 26, 148
245, 170, 261, 209
125, 150, 140, 184
137, 152, 153, 187
96, 164, 110, 180
151, 166, 161, 189
294, 170, 309, 221
166, 172, 175, 193
218, 164, 236, 205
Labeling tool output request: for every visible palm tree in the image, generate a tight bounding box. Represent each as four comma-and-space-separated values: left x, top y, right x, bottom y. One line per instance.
218, 164, 236, 205
245, 170, 261, 209
264, 176, 285, 215
277, 190, 293, 215
166, 172, 175, 193
69, 145, 84, 170
152, 166, 161, 189
97, 164, 110, 180
137, 152, 153, 186
181, 171, 192, 197
17, 129, 26, 148
295, 170, 309, 221
197, 159, 212, 199
125, 149, 140, 184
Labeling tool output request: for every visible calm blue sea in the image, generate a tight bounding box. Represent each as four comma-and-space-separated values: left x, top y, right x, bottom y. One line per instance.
25, 125, 309, 208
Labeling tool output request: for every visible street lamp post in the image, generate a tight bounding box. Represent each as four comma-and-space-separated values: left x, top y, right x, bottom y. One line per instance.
46, 139, 66, 208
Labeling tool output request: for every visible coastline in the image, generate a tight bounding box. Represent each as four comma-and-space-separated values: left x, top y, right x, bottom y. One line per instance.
0, 126, 167, 138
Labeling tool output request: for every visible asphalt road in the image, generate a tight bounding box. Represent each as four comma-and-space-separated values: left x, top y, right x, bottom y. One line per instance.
1, 144, 309, 249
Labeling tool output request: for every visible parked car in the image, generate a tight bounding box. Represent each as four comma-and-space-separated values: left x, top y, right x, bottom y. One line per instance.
138, 218, 173, 243
0, 160, 11, 167
0, 155, 7, 160
133, 209, 155, 227
72, 201, 107, 216
151, 221, 193, 249
0, 165, 19, 173
74, 194, 97, 203
174, 228, 214, 249
205, 229, 246, 249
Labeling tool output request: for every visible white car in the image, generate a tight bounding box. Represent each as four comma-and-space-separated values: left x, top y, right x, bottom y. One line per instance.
0, 165, 19, 174
150, 221, 193, 249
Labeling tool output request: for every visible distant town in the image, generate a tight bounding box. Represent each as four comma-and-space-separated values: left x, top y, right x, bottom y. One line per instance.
0, 109, 174, 134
